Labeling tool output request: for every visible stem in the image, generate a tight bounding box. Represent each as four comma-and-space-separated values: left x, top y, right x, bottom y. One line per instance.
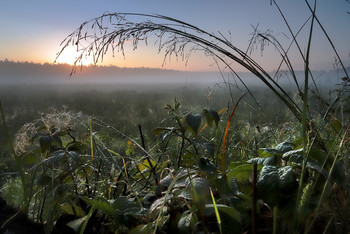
273, 206, 278, 234
252, 162, 257, 234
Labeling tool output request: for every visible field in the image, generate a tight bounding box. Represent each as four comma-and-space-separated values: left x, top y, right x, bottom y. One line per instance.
1, 78, 348, 233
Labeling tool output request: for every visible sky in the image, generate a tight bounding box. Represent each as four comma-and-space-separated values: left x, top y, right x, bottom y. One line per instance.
0, 0, 349, 72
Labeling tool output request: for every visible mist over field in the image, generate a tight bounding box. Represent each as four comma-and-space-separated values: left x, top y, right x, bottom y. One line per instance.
1, 60, 348, 90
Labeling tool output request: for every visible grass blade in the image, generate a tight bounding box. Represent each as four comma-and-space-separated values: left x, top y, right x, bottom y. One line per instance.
210, 187, 222, 234
221, 94, 245, 172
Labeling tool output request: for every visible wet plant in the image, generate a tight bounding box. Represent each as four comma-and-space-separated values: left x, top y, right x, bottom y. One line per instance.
55, 1, 350, 231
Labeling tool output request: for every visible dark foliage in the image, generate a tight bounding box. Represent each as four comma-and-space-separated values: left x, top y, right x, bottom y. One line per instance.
0, 196, 45, 234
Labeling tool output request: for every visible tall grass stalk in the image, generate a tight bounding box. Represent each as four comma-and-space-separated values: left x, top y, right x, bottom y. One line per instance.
294, 0, 317, 230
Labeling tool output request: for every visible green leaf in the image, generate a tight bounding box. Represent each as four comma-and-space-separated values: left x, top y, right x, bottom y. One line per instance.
308, 147, 329, 166
83, 198, 115, 217
22, 152, 39, 166
138, 158, 157, 173
198, 157, 217, 173
51, 135, 63, 148
247, 157, 267, 165
130, 223, 153, 234
203, 109, 220, 127
282, 149, 303, 161
331, 161, 347, 186
68, 151, 80, 164
182, 152, 196, 167
257, 165, 297, 206
177, 212, 193, 232
66, 216, 87, 233
153, 127, 174, 137
185, 113, 201, 136
248, 156, 276, 166
60, 204, 85, 217
228, 162, 262, 184
66, 142, 86, 154
159, 175, 173, 188
259, 141, 295, 158
187, 177, 210, 196
260, 148, 283, 155
45, 150, 65, 167
195, 140, 215, 157
112, 196, 130, 212
278, 166, 295, 190
256, 165, 280, 206
39, 135, 52, 152
204, 204, 241, 223
274, 141, 294, 153
331, 118, 342, 132
36, 174, 52, 186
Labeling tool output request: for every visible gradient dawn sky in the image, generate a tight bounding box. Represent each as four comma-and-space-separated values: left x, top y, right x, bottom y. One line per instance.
0, 0, 349, 72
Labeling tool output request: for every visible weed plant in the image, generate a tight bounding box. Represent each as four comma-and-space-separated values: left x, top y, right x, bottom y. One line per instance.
1, 0, 350, 233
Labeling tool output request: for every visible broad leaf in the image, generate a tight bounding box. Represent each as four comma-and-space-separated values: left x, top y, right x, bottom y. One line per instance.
228, 162, 262, 184
275, 141, 294, 153
256, 165, 280, 206
204, 204, 241, 223
282, 149, 303, 161
60, 204, 85, 217
39, 135, 52, 153
248, 156, 276, 165
177, 212, 193, 232
278, 166, 295, 190
22, 152, 39, 165
185, 113, 201, 136
83, 198, 115, 217
203, 109, 220, 127
36, 174, 52, 186
66, 216, 87, 232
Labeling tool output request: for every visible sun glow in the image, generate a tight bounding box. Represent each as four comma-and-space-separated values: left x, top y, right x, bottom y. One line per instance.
55, 47, 93, 66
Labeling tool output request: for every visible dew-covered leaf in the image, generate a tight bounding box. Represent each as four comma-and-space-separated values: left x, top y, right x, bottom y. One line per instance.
278, 166, 295, 190
177, 212, 193, 232
160, 174, 173, 188
275, 141, 294, 153
282, 148, 303, 161
256, 165, 280, 206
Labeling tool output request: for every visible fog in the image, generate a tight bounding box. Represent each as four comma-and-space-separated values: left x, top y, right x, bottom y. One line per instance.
0, 60, 348, 93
